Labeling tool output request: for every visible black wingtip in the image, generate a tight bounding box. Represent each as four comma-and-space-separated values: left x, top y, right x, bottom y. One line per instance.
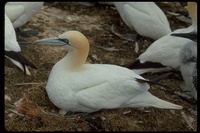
135, 78, 172, 90
171, 32, 197, 42
126, 59, 166, 69
5, 51, 37, 70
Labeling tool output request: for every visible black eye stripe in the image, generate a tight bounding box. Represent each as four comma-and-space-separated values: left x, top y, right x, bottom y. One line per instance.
57, 36, 69, 44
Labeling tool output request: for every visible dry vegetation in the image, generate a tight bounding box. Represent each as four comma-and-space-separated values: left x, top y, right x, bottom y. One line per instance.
4, 2, 197, 131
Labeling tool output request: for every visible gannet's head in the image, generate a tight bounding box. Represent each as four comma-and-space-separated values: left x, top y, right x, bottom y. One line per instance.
187, 2, 197, 25
33, 30, 89, 53
33, 30, 90, 68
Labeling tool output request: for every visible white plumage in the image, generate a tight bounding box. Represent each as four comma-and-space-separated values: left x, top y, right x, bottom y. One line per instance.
5, 15, 20, 52
171, 32, 197, 100
129, 2, 197, 74
5, 2, 43, 28
114, 2, 171, 40
33, 30, 182, 113
5, 14, 36, 75
180, 41, 197, 100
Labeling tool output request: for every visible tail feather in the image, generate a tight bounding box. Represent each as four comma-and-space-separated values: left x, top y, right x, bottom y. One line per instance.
171, 32, 197, 42
125, 91, 182, 109
127, 59, 166, 69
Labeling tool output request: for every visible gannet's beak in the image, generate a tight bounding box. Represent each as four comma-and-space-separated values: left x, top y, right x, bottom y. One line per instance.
171, 32, 197, 42
33, 37, 70, 46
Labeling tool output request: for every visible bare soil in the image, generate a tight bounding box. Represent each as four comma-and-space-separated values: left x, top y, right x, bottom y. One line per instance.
4, 2, 197, 131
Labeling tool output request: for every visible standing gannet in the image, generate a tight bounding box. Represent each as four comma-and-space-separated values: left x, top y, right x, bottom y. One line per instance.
171, 32, 197, 100
127, 2, 197, 75
113, 2, 171, 40
33, 30, 182, 113
5, 2, 44, 29
5, 14, 36, 75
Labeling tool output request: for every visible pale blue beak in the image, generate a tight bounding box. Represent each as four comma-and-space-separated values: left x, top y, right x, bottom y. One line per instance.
33, 37, 70, 46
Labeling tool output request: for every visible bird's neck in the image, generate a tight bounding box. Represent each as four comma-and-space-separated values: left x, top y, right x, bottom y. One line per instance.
62, 49, 88, 70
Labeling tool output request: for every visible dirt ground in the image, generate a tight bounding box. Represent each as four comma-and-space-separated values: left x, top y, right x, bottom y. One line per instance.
4, 2, 197, 131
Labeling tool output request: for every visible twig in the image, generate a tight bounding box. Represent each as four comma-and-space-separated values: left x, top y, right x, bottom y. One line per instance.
40, 109, 61, 118
8, 109, 25, 117
79, 118, 100, 131
181, 111, 196, 131
35, 103, 64, 118
5, 103, 16, 108
91, 44, 125, 51
111, 24, 135, 42
147, 72, 174, 82
15, 82, 46, 86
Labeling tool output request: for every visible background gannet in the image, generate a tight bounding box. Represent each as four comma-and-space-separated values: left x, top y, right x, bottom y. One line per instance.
5, 14, 36, 75
127, 2, 197, 75
33, 30, 182, 113
171, 32, 197, 100
5, 2, 44, 29
113, 2, 171, 40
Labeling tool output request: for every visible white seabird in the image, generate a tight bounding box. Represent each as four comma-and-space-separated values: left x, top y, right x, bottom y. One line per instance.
33, 30, 182, 113
5, 14, 36, 75
171, 32, 197, 101
127, 2, 197, 75
113, 2, 171, 40
5, 2, 44, 29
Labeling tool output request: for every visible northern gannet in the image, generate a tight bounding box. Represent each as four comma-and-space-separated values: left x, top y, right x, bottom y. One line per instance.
33, 30, 182, 113
171, 32, 197, 100
5, 14, 36, 75
113, 2, 171, 40
5, 2, 44, 29
127, 2, 197, 75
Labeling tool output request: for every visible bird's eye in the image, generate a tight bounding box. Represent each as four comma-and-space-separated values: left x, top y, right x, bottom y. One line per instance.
57, 36, 69, 44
